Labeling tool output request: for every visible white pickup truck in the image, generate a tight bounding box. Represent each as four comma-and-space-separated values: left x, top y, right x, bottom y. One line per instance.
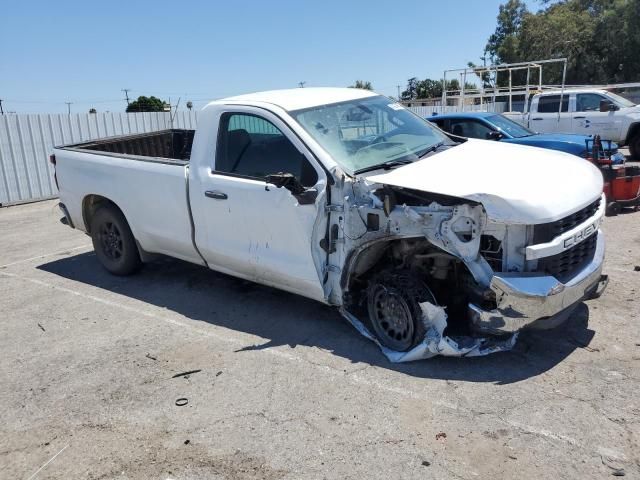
504, 88, 640, 160
53, 88, 608, 359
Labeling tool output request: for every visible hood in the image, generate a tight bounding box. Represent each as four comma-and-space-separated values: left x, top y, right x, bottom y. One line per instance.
366, 139, 603, 224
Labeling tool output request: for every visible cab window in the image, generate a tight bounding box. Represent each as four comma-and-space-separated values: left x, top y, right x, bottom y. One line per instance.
537, 95, 569, 113
449, 119, 494, 139
576, 93, 607, 112
215, 113, 318, 187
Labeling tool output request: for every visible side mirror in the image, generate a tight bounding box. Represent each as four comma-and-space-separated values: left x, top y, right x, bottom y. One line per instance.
265, 172, 317, 204
487, 131, 503, 141
265, 172, 305, 194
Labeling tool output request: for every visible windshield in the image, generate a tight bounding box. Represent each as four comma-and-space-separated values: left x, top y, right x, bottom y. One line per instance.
290, 96, 452, 174
487, 114, 535, 138
604, 91, 636, 108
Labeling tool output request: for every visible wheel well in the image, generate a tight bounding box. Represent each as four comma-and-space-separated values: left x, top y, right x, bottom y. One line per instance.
625, 122, 640, 145
82, 195, 123, 233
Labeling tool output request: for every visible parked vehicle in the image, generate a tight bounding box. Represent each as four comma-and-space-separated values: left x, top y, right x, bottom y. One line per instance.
428, 112, 625, 162
503, 89, 640, 160
52, 88, 608, 358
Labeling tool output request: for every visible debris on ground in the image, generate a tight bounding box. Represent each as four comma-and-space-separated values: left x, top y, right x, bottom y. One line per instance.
633, 265, 640, 271
183, 439, 190, 445
172, 369, 202, 379
342, 302, 517, 362
421, 461, 431, 467
145, 353, 157, 361
435, 432, 447, 441
37, 323, 45, 332
175, 398, 188, 407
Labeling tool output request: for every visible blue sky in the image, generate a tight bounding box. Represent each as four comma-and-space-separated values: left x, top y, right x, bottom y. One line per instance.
1, 0, 539, 114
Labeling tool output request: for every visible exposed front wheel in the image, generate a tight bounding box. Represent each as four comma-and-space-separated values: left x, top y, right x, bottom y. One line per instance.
90, 206, 141, 276
366, 271, 435, 352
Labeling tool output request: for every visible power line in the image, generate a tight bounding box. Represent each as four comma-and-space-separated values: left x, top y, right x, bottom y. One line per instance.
121, 88, 131, 106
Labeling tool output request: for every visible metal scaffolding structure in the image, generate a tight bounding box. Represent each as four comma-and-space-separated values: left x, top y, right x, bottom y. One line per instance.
441, 58, 568, 114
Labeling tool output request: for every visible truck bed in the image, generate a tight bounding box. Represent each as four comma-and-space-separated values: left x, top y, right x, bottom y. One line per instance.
60, 129, 195, 164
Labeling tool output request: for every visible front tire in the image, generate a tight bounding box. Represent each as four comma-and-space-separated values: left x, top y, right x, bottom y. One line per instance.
90, 206, 141, 276
366, 271, 435, 352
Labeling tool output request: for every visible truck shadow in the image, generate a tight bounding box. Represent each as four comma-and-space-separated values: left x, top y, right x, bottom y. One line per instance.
37, 252, 594, 385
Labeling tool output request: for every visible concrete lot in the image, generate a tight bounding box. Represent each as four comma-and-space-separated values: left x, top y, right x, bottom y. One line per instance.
1, 200, 639, 479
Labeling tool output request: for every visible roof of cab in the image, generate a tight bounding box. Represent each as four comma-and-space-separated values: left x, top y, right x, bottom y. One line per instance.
212, 87, 379, 112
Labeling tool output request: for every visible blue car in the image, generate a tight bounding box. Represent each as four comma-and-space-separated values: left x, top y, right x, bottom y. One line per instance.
428, 112, 625, 163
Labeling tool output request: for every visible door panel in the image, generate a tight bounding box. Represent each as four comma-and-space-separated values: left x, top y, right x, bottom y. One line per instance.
530, 94, 571, 133
571, 93, 624, 141
189, 108, 327, 302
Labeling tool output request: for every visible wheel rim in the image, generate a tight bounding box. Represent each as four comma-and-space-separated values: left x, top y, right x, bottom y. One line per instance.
369, 286, 415, 351
99, 221, 123, 261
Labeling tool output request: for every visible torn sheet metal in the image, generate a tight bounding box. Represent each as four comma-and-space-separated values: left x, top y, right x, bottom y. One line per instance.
341, 302, 517, 363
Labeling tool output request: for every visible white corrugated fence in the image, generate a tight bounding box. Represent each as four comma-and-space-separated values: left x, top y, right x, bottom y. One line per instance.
0, 111, 198, 206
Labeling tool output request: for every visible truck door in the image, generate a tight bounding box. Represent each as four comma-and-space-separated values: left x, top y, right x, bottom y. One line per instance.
572, 92, 623, 141
189, 107, 327, 302
529, 94, 571, 133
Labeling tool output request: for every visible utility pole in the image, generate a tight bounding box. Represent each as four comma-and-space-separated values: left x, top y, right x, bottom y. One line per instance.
0, 99, 4, 115
298, 81, 306, 88
65, 102, 72, 115
122, 88, 131, 106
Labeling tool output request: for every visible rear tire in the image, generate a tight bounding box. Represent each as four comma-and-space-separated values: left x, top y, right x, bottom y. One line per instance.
90, 205, 141, 276
630, 134, 640, 161
366, 271, 435, 352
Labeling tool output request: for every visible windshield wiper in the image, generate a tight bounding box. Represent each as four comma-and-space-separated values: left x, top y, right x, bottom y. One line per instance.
418, 142, 446, 159
354, 159, 413, 174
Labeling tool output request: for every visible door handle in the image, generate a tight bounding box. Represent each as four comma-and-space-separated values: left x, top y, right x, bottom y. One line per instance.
531, 117, 543, 121
205, 190, 228, 200
573, 116, 586, 119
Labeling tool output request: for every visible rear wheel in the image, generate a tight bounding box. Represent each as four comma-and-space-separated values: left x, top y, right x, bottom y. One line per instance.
90, 205, 141, 276
366, 271, 435, 351
629, 134, 640, 161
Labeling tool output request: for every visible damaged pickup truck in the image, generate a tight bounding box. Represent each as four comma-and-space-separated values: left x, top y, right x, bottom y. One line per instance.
53, 88, 608, 361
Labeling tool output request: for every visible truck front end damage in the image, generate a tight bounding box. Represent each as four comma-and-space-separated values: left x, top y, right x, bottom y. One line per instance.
335, 176, 608, 361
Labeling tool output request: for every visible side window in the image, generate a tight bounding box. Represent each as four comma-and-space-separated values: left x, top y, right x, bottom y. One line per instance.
537, 95, 569, 113
576, 93, 606, 112
216, 113, 318, 187
450, 120, 494, 139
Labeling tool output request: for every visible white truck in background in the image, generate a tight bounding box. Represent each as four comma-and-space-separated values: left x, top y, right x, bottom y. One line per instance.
52, 88, 608, 360
504, 89, 640, 160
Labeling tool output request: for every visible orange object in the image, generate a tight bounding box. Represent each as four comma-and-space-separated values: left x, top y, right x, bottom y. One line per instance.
610, 174, 640, 201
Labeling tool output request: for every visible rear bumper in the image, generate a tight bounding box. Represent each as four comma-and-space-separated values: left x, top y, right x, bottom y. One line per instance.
469, 230, 607, 335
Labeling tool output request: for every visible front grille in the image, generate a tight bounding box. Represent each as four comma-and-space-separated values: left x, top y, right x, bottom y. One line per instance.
537, 233, 598, 283
533, 198, 601, 244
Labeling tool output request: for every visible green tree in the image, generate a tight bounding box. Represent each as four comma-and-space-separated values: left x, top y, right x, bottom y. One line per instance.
349, 80, 373, 90
126, 96, 168, 113
482, 0, 640, 85
401, 78, 477, 100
